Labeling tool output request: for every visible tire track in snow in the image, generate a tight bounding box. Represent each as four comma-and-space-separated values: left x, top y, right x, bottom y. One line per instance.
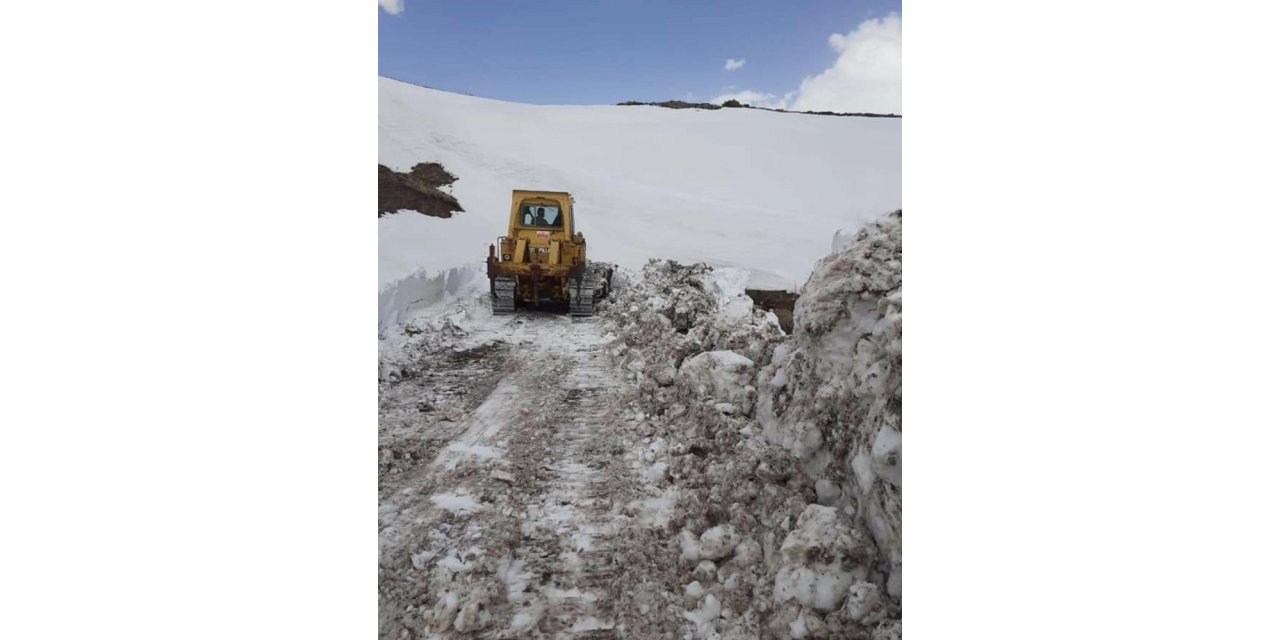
504, 353, 624, 638
381, 313, 647, 639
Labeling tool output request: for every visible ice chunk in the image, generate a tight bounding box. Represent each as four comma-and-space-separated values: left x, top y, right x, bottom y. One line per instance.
679, 350, 756, 409
453, 598, 490, 632
772, 505, 873, 612
570, 617, 614, 632
871, 425, 901, 487
843, 581, 882, 623
679, 529, 702, 562
409, 549, 437, 570
430, 491, 483, 514
682, 593, 722, 627
684, 580, 705, 607
698, 525, 740, 560
815, 478, 840, 506
693, 560, 717, 582
510, 611, 536, 631
732, 539, 762, 569
430, 592, 459, 633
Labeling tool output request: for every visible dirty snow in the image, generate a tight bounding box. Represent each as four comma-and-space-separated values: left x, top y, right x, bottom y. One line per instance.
429, 492, 483, 514
592, 211, 903, 637
757, 210, 903, 600
378, 85, 903, 637
380, 301, 693, 638
772, 504, 873, 612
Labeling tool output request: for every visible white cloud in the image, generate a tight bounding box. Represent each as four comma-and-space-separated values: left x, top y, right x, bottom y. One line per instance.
379, 0, 404, 15
789, 15, 901, 114
708, 15, 901, 114
710, 90, 792, 110
724, 58, 746, 71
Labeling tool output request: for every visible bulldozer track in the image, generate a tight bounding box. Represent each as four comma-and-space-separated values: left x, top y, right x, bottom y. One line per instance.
568, 273, 596, 317
505, 358, 623, 638
380, 314, 649, 639
492, 276, 517, 315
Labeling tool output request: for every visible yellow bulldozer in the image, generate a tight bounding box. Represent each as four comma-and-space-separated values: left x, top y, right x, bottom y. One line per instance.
486, 190, 612, 316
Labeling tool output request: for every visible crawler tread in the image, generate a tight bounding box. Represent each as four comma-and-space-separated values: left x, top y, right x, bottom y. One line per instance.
569, 272, 596, 317
492, 276, 517, 315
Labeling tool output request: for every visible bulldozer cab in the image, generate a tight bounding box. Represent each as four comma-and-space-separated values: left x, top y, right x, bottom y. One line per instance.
518, 204, 562, 228
510, 191, 574, 237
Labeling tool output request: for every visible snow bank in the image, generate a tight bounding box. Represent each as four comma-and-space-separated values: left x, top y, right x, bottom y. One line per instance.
377, 263, 486, 338
758, 210, 903, 600
605, 260, 783, 387
604, 260, 807, 636
600, 211, 902, 638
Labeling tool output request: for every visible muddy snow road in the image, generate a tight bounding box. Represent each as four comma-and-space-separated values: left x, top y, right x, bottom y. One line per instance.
379, 311, 671, 639
380, 246, 903, 640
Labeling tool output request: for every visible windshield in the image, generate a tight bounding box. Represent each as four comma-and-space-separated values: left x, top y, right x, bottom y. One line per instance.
519, 203, 562, 228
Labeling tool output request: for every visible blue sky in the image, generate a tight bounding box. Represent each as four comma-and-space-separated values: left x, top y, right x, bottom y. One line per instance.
378, 0, 902, 112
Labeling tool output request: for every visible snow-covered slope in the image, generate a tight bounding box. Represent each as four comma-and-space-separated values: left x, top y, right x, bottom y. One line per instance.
379, 77, 900, 303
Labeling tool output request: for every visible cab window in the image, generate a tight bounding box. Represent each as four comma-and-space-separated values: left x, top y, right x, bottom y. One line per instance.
519, 204, 562, 228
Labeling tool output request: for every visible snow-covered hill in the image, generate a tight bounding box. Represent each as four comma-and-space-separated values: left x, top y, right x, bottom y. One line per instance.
379, 77, 900, 329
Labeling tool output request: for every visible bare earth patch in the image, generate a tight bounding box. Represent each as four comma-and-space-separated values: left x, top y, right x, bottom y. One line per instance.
745, 289, 799, 334
379, 162, 465, 219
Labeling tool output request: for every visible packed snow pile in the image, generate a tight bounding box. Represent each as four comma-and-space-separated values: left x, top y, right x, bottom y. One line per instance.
772, 504, 874, 613
679, 351, 758, 417
604, 261, 783, 386
603, 261, 813, 637
600, 227, 902, 638
757, 210, 903, 603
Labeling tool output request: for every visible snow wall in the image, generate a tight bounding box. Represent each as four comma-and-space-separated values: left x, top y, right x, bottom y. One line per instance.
601, 210, 902, 639
758, 210, 903, 599
378, 264, 487, 339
